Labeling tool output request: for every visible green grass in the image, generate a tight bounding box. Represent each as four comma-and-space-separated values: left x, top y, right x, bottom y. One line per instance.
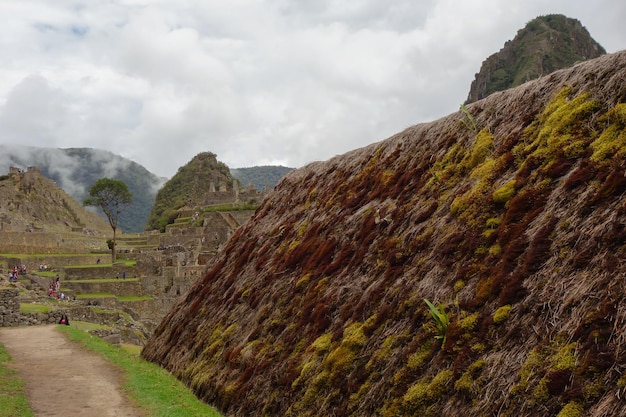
20, 303, 53, 314
0, 344, 34, 417
64, 259, 137, 268
122, 343, 142, 356
75, 292, 117, 299
72, 320, 114, 332
117, 295, 154, 302
57, 326, 223, 417
31, 270, 58, 277
66, 278, 140, 283
201, 203, 258, 212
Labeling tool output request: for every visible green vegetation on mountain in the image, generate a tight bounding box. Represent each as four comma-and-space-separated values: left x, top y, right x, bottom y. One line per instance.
466, 14, 605, 103
143, 51, 626, 417
230, 166, 293, 191
145, 152, 236, 232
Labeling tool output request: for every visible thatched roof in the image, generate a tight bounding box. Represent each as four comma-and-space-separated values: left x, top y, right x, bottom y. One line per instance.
143, 50, 626, 417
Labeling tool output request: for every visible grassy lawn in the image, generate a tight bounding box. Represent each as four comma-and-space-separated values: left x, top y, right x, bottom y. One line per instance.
65, 278, 140, 283
71, 320, 114, 332
0, 344, 34, 417
201, 203, 258, 212
64, 259, 137, 268
20, 303, 54, 314
31, 270, 58, 277
117, 295, 154, 302
58, 325, 223, 417
75, 292, 117, 299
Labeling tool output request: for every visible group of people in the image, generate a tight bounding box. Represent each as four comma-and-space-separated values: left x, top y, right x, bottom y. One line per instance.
48, 274, 72, 301
8, 265, 26, 282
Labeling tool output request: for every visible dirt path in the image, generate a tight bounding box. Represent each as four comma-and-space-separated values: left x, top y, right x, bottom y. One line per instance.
0, 325, 144, 417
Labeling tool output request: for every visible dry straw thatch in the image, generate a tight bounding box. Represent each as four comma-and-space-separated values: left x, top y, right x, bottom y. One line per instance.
143, 50, 626, 417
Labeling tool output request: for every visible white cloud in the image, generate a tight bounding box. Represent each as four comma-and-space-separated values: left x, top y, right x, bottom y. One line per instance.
0, 0, 623, 178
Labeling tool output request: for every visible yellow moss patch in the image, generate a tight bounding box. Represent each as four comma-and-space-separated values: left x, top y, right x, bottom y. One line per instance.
485, 217, 502, 229
458, 313, 479, 331
454, 359, 485, 393
380, 169, 395, 186
312, 333, 332, 352
519, 88, 599, 164
492, 179, 516, 204
551, 342, 578, 371
466, 129, 494, 169
342, 322, 367, 348
295, 273, 311, 291
556, 401, 584, 417
533, 377, 549, 402
453, 280, 465, 293
470, 343, 485, 353
510, 348, 544, 394
407, 340, 434, 370
325, 345, 356, 375
590, 103, 626, 165
403, 369, 453, 410
493, 305, 512, 324
222, 323, 239, 338
366, 335, 395, 371
489, 244, 502, 256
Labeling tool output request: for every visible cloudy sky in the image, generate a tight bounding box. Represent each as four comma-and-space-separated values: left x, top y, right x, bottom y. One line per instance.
0, 1, 623, 178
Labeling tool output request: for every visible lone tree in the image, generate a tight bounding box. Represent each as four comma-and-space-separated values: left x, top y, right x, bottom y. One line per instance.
83, 178, 132, 263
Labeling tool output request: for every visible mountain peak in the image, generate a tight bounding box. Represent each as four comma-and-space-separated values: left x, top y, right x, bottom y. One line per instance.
466, 14, 606, 104
145, 152, 239, 231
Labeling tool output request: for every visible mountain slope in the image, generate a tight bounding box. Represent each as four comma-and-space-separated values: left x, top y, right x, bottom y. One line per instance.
0, 146, 164, 233
230, 165, 294, 191
142, 51, 626, 417
466, 14, 605, 103
0, 167, 110, 234
145, 152, 237, 231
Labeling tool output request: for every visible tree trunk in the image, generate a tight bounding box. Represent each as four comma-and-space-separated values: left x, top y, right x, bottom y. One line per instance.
111, 227, 117, 263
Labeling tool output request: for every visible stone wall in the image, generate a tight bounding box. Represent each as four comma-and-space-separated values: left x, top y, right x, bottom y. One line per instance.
0, 232, 106, 254
1, 254, 106, 272
0, 288, 70, 327
63, 265, 140, 280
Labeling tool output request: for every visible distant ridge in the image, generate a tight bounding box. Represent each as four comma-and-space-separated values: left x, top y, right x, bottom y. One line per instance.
0, 145, 164, 233
466, 14, 605, 103
230, 165, 294, 191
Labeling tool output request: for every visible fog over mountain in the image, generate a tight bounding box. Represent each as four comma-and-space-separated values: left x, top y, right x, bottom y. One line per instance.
0, 144, 165, 232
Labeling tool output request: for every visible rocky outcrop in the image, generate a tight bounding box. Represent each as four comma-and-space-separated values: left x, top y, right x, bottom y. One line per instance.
466, 14, 605, 103
143, 51, 626, 417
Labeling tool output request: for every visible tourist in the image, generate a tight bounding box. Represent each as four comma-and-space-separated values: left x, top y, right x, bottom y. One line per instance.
59, 314, 70, 326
